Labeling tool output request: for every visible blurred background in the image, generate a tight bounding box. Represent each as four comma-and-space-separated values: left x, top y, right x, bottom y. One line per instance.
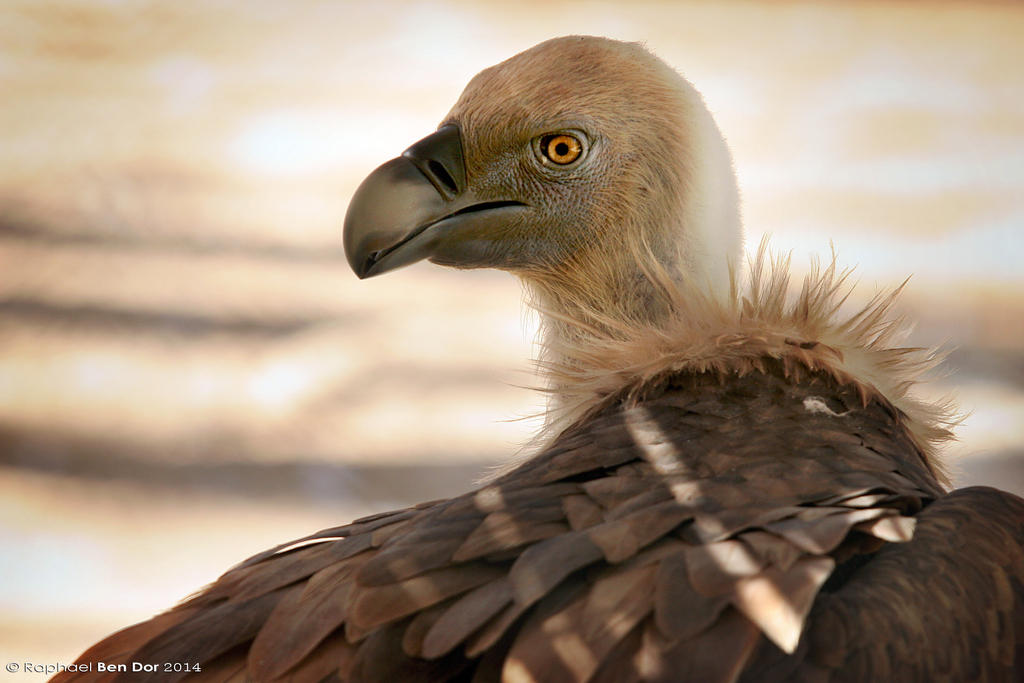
1, 0, 1022, 674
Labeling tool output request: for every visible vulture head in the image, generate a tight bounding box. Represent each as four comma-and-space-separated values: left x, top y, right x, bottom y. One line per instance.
345, 36, 741, 341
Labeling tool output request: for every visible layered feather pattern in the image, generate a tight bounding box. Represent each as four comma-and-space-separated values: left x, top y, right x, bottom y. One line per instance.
56, 331, 1023, 682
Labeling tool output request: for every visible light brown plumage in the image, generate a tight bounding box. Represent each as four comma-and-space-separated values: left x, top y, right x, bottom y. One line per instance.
54, 36, 1024, 682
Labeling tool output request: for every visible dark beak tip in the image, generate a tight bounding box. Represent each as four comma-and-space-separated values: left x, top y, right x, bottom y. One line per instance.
350, 259, 370, 279
354, 253, 381, 280
342, 217, 368, 278
344, 239, 378, 280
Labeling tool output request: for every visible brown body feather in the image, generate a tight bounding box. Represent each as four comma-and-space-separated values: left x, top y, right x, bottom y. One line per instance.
53, 358, 1024, 682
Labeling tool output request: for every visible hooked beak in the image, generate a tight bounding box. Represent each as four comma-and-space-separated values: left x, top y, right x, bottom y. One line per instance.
343, 124, 527, 279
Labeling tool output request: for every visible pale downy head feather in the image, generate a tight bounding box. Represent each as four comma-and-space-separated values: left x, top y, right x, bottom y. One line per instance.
527, 237, 958, 487
385, 37, 957, 487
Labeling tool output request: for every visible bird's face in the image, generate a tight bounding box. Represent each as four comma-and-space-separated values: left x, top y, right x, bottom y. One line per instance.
344, 36, 696, 282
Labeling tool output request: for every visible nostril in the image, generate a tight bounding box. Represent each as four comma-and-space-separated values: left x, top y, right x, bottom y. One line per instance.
427, 160, 458, 198
401, 125, 466, 200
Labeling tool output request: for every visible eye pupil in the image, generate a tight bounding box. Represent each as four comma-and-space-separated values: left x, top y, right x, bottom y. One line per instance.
540, 133, 583, 165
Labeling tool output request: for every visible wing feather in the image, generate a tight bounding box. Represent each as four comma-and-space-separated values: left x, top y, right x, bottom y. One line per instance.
57, 364, 1023, 681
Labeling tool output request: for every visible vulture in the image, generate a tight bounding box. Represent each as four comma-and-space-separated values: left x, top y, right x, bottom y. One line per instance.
56, 36, 1023, 682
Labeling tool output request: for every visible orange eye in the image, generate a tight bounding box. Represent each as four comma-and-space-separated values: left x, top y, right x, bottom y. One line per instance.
541, 134, 583, 165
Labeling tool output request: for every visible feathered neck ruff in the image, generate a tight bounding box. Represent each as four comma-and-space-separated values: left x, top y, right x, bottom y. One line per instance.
530, 239, 958, 487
